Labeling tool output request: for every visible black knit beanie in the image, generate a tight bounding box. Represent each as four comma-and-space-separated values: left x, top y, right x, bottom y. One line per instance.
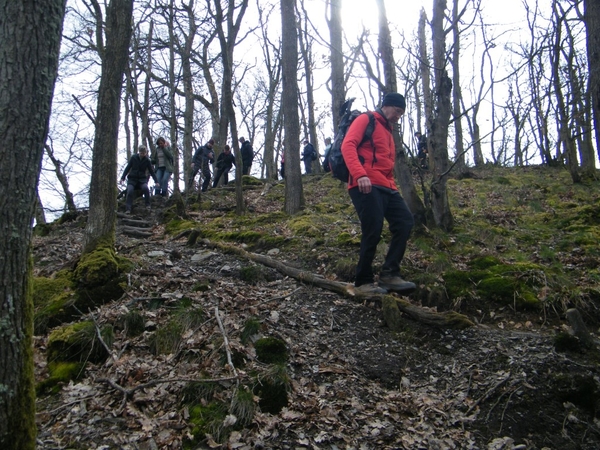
382, 93, 406, 110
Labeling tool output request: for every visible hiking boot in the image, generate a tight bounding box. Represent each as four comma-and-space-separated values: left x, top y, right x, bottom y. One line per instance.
355, 283, 387, 295
125, 209, 131, 214
378, 275, 416, 294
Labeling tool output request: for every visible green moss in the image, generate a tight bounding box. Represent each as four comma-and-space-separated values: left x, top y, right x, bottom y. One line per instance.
164, 219, 198, 235
254, 337, 288, 364
37, 361, 86, 395
33, 271, 77, 333
187, 402, 229, 444
181, 380, 223, 405
335, 232, 360, 246
241, 317, 262, 344
47, 321, 111, 365
74, 244, 131, 287
288, 215, 321, 237
218, 230, 264, 243
240, 265, 264, 284
242, 175, 263, 186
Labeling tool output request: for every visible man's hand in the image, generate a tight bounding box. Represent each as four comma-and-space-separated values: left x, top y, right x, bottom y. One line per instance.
357, 176, 372, 194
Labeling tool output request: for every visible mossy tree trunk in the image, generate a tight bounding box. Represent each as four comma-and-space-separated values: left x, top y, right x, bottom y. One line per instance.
0, 1, 66, 448
82, 0, 134, 254
281, 0, 304, 214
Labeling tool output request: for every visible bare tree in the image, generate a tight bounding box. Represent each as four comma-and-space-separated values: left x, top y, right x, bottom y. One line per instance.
586, 0, 600, 160
0, 1, 66, 447
281, 0, 304, 213
82, 0, 134, 253
45, 144, 77, 213
327, 0, 345, 131
429, 0, 454, 231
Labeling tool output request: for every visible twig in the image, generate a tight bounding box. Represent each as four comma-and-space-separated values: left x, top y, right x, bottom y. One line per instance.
250, 287, 302, 309
466, 374, 511, 416
215, 306, 239, 379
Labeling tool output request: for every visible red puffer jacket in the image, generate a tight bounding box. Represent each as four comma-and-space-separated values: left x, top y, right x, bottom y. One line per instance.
341, 110, 397, 191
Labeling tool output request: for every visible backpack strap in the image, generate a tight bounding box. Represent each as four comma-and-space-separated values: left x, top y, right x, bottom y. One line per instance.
362, 112, 377, 167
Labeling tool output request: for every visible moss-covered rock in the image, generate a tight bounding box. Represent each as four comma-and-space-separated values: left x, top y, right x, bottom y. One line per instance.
254, 363, 290, 414
47, 321, 112, 365
73, 244, 132, 307
33, 270, 78, 333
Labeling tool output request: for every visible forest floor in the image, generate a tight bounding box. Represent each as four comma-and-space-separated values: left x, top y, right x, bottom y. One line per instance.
33, 167, 600, 450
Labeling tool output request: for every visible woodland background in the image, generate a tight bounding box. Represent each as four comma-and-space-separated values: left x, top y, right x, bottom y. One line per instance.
2, 0, 600, 449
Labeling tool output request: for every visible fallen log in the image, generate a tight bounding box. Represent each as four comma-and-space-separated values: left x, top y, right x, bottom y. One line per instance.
210, 242, 474, 329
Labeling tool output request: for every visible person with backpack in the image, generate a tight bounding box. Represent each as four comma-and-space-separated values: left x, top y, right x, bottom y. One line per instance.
212, 144, 236, 187
189, 139, 215, 192
239, 137, 253, 175
322, 137, 332, 172
120, 145, 158, 214
415, 131, 428, 169
152, 136, 174, 197
302, 138, 317, 174
341, 92, 416, 295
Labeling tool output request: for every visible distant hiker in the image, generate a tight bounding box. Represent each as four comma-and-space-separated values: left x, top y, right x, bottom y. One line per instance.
415, 131, 428, 169
120, 145, 158, 214
189, 139, 215, 192
341, 92, 415, 295
280, 152, 285, 179
152, 136, 174, 197
213, 144, 236, 187
239, 137, 253, 175
302, 138, 316, 174
322, 137, 332, 172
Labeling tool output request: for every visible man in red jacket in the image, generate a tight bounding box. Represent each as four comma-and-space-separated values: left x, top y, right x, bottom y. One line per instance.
341, 92, 416, 295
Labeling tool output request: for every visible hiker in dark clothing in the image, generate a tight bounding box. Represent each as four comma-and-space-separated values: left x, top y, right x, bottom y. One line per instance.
120, 145, 158, 214
213, 144, 236, 187
415, 131, 428, 169
189, 139, 215, 192
239, 137, 253, 175
341, 92, 415, 296
302, 139, 316, 174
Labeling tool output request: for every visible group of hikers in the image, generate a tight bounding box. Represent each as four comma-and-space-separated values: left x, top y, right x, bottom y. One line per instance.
120, 136, 254, 213
121, 91, 424, 296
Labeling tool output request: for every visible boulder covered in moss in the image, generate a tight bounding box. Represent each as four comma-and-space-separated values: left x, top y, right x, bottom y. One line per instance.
47, 321, 113, 365
73, 244, 132, 307
33, 270, 78, 333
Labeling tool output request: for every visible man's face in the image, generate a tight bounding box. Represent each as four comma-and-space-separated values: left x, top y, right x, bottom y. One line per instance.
382, 106, 405, 124
158, 140, 165, 148
139, 150, 148, 158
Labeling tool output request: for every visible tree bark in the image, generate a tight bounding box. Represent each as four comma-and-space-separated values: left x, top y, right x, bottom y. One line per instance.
281, 0, 304, 214
0, 1, 66, 447
83, 0, 134, 254
44, 144, 77, 213
430, 0, 454, 231
327, 0, 345, 132
584, 0, 600, 169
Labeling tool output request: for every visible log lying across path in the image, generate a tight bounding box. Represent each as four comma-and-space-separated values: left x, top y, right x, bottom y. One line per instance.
210, 242, 474, 330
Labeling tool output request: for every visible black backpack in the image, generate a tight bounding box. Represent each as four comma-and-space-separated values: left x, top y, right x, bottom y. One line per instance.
328, 98, 376, 182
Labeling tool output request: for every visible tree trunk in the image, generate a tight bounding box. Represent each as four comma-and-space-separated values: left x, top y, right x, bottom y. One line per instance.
182, 1, 198, 193
586, 0, 600, 162
83, 0, 134, 254
328, 0, 345, 131
35, 189, 47, 225
0, 1, 66, 447
451, 0, 466, 171
281, 0, 304, 214
375, 0, 427, 226
430, 0, 454, 231
44, 144, 77, 213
